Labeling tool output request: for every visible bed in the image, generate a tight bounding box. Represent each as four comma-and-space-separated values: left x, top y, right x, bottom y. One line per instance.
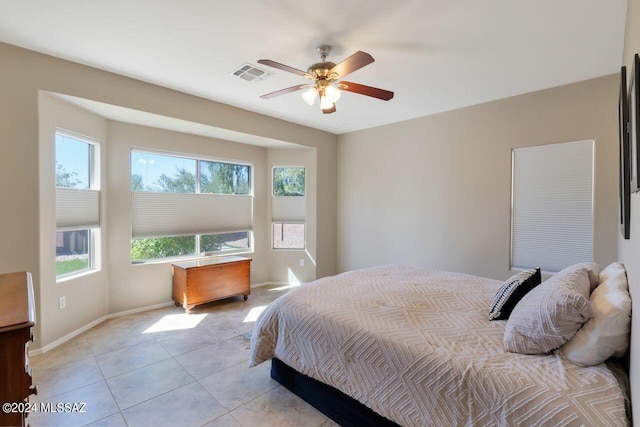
249, 265, 631, 426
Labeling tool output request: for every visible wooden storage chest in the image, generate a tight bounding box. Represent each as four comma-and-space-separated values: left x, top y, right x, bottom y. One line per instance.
172, 256, 251, 312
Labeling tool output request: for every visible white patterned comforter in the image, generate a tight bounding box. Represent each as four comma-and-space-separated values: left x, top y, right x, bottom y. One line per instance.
249, 265, 629, 426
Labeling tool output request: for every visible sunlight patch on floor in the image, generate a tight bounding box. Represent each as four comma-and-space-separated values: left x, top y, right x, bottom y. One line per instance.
243, 306, 267, 323
143, 313, 207, 333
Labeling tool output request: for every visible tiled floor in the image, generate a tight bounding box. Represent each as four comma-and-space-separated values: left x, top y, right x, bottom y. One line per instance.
28, 285, 339, 427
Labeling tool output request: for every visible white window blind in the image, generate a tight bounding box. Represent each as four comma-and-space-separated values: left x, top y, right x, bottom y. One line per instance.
56, 188, 100, 230
272, 197, 306, 222
511, 140, 594, 273
131, 192, 253, 239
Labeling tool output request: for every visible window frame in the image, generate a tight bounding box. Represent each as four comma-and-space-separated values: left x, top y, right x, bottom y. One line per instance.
130, 148, 254, 264
55, 130, 101, 279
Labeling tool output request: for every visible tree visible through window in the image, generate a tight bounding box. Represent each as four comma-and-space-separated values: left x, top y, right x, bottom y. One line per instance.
273, 167, 305, 196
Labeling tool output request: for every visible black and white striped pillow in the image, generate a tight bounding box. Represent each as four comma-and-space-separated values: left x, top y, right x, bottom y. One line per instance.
489, 268, 541, 321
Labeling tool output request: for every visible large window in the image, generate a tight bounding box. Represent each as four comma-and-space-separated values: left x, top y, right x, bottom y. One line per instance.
55, 132, 100, 278
511, 140, 594, 273
130, 150, 253, 262
272, 167, 305, 250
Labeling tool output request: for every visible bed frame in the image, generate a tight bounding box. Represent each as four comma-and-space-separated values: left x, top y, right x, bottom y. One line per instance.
271, 358, 399, 427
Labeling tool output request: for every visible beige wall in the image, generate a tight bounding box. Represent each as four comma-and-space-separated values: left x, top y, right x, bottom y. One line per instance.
619, 0, 640, 423
0, 42, 337, 349
337, 75, 619, 281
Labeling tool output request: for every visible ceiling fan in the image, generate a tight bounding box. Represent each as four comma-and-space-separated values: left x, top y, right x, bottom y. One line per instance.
258, 45, 394, 114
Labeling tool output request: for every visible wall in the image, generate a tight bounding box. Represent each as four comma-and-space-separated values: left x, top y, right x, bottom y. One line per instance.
337, 75, 619, 281
107, 122, 269, 313
266, 148, 317, 283
38, 93, 109, 347
0, 42, 337, 349
618, 0, 640, 423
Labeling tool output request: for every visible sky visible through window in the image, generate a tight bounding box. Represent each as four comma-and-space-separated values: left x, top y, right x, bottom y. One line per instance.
131, 151, 196, 191
55, 133, 90, 189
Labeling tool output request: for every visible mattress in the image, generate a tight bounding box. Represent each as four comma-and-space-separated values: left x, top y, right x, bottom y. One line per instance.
249, 265, 629, 426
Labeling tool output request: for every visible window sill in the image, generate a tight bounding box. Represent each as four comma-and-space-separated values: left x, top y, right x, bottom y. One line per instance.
130, 250, 254, 266
56, 268, 100, 283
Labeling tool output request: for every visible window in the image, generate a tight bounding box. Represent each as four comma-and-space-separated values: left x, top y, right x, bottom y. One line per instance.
272, 223, 305, 250
130, 150, 253, 262
511, 140, 594, 273
272, 167, 306, 250
273, 167, 305, 196
55, 132, 100, 278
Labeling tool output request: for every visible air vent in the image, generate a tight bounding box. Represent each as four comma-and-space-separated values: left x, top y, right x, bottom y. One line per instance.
231, 63, 272, 82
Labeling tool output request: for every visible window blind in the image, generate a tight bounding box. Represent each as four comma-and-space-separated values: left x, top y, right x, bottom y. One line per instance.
131, 192, 252, 239
56, 188, 100, 230
511, 140, 594, 273
272, 196, 306, 222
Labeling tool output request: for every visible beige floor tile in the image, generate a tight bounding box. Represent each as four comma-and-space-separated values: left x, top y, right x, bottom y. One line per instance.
29, 336, 94, 371
229, 386, 328, 427
155, 326, 226, 357
106, 358, 195, 409
122, 381, 226, 427
199, 360, 278, 410
86, 326, 158, 356
175, 341, 248, 379
33, 356, 103, 400
96, 341, 171, 378
202, 413, 242, 427
29, 381, 119, 427
84, 412, 128, 427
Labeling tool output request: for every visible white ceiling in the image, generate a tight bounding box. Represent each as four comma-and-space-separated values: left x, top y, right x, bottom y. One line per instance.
0, 0, 628, 135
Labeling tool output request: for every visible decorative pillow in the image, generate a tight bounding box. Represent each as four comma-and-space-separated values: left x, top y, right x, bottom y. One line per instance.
503, 267, 592, 354
555, 262, 602, 292
489, 268, 541, 320
559, 262, 632, 366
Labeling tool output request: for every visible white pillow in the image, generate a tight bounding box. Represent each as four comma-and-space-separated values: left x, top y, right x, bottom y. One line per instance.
504, 267, 592, 354
559, 262, 632, 366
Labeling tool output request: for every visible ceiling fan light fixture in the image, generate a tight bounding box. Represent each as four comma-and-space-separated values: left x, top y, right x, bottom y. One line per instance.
319, 95, 334, 111
301, 87, 318, 105
324, 85, 341, 104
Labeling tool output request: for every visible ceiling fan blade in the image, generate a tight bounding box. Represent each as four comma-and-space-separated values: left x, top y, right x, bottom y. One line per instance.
322, 104, 336, 114
258, 59, 312, 79
260, 84, 310, 99
339, 81, 394, 101
329, 51, 374, 79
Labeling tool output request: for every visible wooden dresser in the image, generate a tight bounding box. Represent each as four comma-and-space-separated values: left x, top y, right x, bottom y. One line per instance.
0, 272, 37, 427
172, 256, 251, 312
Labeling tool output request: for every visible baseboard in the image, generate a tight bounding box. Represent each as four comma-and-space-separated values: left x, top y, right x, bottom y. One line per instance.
30, 300, 174, 355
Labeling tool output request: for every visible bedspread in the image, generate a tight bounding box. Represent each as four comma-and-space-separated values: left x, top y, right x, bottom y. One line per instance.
249, 265, 629, 426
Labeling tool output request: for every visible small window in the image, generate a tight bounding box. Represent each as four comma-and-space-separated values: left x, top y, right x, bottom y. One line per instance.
273, 223, 305, 250
273, 167, 305, 196
131, 235, 197, 262
56, 134, 91, 189
56, 229, 91, 276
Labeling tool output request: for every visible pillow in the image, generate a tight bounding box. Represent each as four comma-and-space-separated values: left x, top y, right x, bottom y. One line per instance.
503, 267, 592, 354
555, 262, 602, 292
489, 268, 541, 320
559, 262, 632, 366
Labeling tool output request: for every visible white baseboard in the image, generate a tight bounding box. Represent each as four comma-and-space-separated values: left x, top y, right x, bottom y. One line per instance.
30, 301, 174, 355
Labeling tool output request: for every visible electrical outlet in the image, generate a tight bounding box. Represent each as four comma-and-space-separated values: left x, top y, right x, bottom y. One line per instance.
59, 296, 66, 309
299, 259, 305, 267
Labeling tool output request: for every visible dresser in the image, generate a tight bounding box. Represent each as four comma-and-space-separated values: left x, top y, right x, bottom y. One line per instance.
0, 272, 37, 427
172, 256, 251, 312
